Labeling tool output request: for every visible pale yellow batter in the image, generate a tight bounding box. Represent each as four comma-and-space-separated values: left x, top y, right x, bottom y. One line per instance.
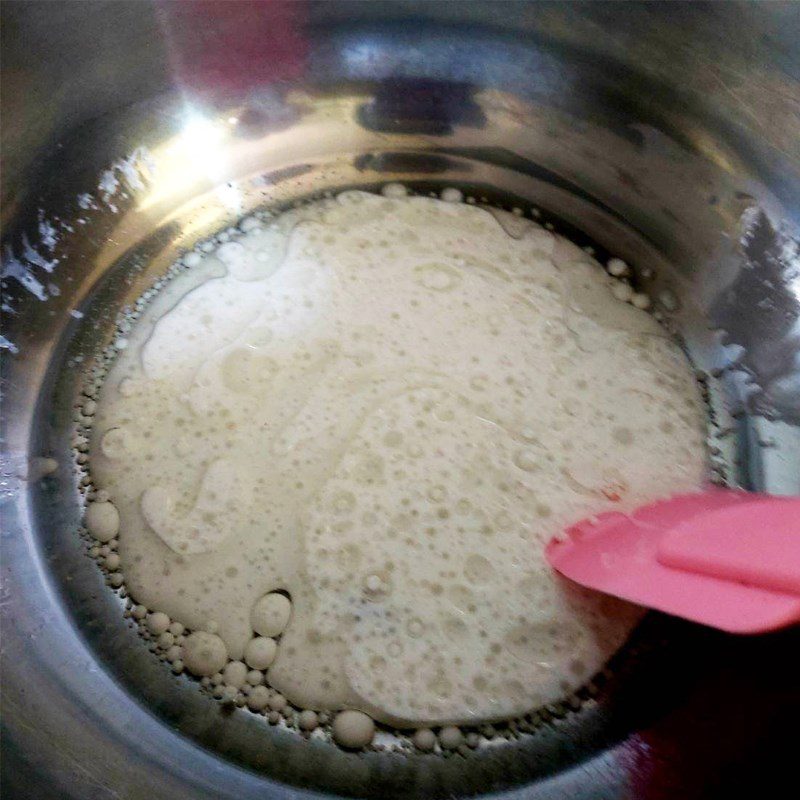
89, 189, 706, 726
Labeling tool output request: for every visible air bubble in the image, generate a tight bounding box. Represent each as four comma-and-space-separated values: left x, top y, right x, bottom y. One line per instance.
438, 726, 464, 750
440, 187, 463, 203
464, 554, 496, 584
512, 448, 539, 472
382, 183, 408, 198
606, 257, 629, 277
414, 263, 462, 292
611, 282, 634, 303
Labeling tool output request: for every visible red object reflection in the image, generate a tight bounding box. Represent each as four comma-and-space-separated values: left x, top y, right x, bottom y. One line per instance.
156, 0, 308, 100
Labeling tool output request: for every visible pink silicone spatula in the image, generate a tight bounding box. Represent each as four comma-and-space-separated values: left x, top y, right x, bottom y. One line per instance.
546, 488, 800, 633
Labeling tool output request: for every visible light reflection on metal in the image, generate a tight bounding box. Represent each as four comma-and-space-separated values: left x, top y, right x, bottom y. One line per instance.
1, 2, 798, 799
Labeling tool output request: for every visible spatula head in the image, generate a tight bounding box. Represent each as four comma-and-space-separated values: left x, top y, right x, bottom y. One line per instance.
546, 489, 800, 633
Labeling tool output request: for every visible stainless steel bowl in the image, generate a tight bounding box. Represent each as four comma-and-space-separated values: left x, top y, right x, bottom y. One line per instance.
2, 3, 799, 799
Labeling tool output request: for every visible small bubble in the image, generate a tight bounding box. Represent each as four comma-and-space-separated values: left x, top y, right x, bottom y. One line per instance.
464, 554, 496, 584
513, 448, 539, 472
332, 491, 357, 513
612, 427, 634, 445
387, 641, 403, 657
414, 262, 462, 292
383, 430, 403, 447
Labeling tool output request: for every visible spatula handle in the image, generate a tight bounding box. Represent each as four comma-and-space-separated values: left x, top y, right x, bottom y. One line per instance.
657, 497, 800, 597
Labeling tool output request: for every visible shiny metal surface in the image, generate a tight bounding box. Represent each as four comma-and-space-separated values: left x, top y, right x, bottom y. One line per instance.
2, 2, 799, 799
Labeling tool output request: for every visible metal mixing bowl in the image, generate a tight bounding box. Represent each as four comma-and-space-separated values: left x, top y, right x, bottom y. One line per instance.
2, 2, 799, 799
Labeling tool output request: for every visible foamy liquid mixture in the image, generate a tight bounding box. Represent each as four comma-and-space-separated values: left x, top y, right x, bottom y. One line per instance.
90, 190, 707, 726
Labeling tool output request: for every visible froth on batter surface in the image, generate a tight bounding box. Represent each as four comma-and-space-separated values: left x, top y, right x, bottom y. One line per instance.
89, 190, 706, 726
